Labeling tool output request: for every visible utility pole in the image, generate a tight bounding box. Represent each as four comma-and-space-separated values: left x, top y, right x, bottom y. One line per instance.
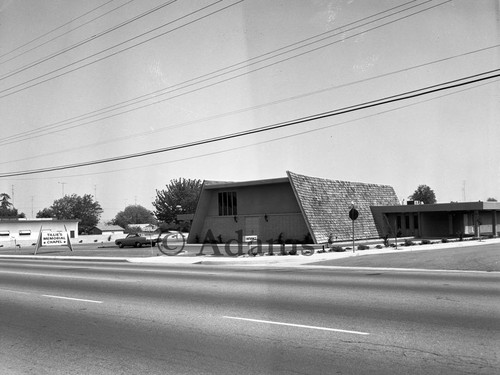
31, 196, 34, 218
58, 182, 66, 197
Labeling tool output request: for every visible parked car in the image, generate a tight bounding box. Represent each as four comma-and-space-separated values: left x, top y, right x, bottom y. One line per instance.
114, 233, 158, 248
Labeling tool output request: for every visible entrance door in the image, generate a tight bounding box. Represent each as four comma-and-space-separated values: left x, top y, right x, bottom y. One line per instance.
245, 216, 260, 237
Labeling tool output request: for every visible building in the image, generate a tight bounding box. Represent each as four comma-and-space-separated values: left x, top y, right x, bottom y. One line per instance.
87, 224, 125, 236
187, 171, 399, 244
0, 218, 79, 247
129, 223, 158, 232
371, 201, 500, 238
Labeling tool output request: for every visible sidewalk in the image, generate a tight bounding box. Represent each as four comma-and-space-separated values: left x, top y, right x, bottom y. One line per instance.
129, 237, 500, 266
0, 237, 498, 266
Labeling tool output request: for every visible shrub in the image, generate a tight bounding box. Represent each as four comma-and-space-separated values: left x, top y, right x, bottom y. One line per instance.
382, 235, 389, 247
330, 245, 345, 252
420, 239, 431, 245
328, 234, 334, 245
375, 244, 383, 249
288, 247, 297, 255
280, 244, 287, 255
441, 238, 449, 243
358, 244, 370, 250
404, 239, 415, 246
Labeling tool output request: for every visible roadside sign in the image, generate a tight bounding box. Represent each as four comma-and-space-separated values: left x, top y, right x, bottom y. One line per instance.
349, 208, 359, 221
244, 235, 258, 242
41, 231, 67, 246
34, 226, 73, 254
349, 207, 358, 253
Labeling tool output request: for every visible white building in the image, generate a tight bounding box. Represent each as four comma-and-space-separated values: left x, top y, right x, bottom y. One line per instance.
0, 218, 79, 247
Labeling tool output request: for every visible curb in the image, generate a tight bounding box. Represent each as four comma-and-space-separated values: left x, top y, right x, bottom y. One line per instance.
0, 255, 130, 262
0, 238, 498, 266
129, 238, 500, 265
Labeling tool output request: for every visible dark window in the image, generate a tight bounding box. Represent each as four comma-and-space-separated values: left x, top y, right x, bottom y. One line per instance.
19, 230, 31, 236
218, 192, 237, 216
0, 231, 9, 236
405, 215, 410, 230
70, 230, 75, 238
413, 214, 419, 229
396, 216, 402, 229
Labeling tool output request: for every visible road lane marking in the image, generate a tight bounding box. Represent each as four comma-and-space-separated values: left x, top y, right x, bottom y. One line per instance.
0, 288, 31, 295
0, 270, 136, 282
42, 294, 103, 304
223, 316, 369, 335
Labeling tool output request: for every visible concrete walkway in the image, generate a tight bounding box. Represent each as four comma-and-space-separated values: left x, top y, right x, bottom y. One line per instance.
0, 237, 498, 267
129, 237, 500, 265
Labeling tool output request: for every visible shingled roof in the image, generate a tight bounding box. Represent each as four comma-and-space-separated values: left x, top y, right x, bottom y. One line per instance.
287, 171, 399, 243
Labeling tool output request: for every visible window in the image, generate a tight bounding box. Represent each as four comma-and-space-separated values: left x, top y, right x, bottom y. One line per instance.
218, 192, 237, 216
19, 230, 31, 236
0, 230, 9, 236
405, 215, 410, 230
413, 214, 419, 229
396, 216, 402, 230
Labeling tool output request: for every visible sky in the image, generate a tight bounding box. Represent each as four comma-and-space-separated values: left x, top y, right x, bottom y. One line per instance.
0, 0, 499, 222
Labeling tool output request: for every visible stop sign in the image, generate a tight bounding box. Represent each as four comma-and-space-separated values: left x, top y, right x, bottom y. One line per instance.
349, 208, 359, 221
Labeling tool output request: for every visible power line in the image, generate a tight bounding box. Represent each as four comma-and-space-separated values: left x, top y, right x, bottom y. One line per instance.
1, 69, 498, 178
0, 0, 451, 145
0, 0, 234, 99
0, 0, 411, 80
0, 0, 445, 102
7, 77, 497, 181
0, 0, 176, 81
0, 0, 134, 66
0, 0, 420, 144
0, 0, 116, 60
1, 44, 498, 165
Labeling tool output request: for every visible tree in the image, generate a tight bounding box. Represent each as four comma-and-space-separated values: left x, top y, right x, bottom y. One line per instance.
36, 207, 55, 218
112, 205, 157, 229
408, 185, 436, 204
37, 194, 102, 234
0, 193, 25, 218
153, 178, 202, 223
487, 197, 497, 202
0, 193, 12, 210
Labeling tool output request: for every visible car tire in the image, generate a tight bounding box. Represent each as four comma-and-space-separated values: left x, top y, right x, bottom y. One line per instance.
117, 242, 124, 248
135, 242, 142, 248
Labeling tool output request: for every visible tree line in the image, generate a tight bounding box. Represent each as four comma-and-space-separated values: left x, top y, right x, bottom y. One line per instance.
0, 178, 202, 234
1, 182, 497, 234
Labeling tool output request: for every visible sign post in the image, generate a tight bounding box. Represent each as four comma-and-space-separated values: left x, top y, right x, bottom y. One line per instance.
349, 206, 359, 253
34, 225, 73, 255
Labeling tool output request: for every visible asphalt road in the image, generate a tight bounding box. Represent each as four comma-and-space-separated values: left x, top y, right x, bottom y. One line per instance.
0, 260, 498, 374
